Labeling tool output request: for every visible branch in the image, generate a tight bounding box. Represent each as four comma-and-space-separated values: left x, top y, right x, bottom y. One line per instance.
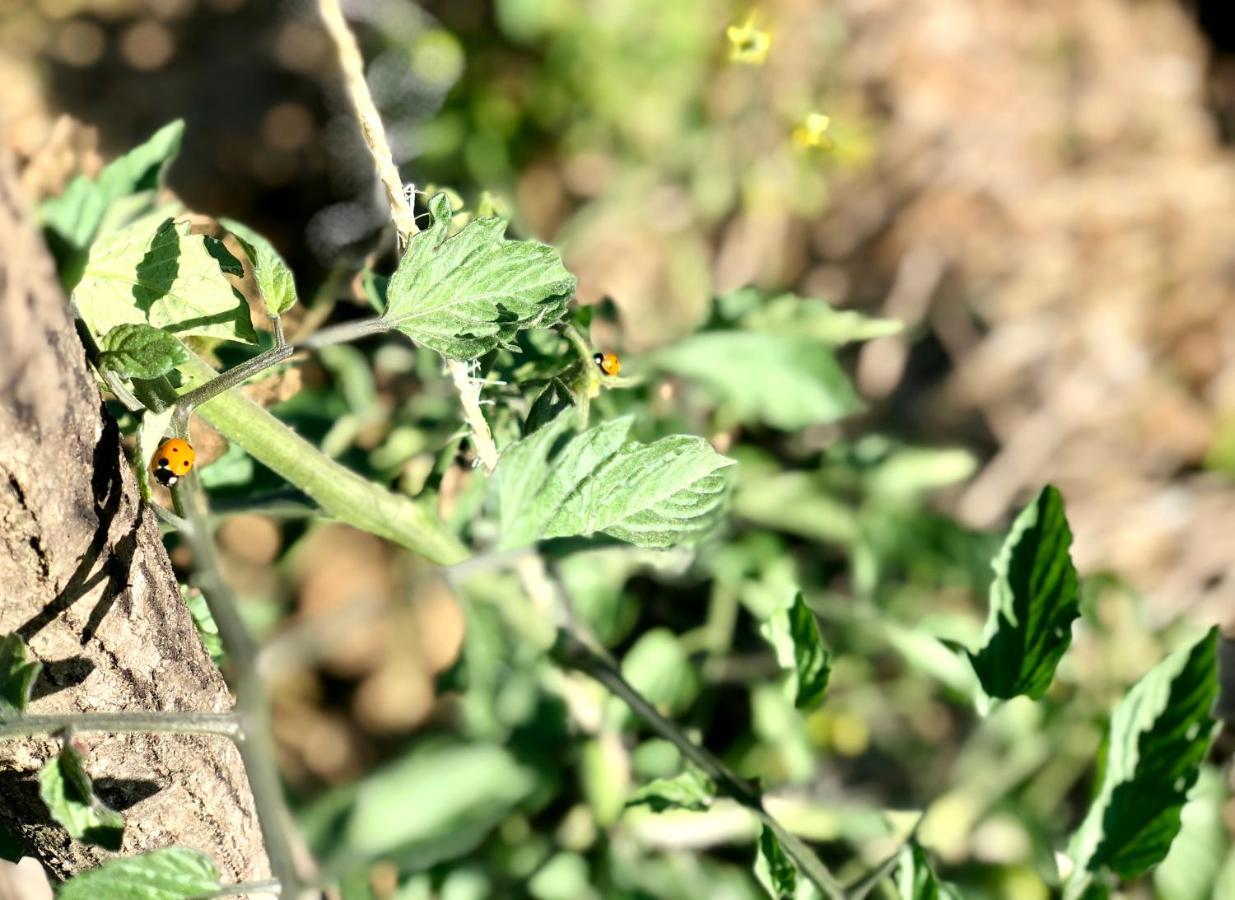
550, 629, 846, 900
315, 0, 501, 474
0, 713, 240, 740
172, 474, 305, 896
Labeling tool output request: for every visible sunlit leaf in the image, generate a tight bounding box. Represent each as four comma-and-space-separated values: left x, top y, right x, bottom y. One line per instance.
40, 120, 184, 286
385, 193, 575, 359
98, 323, 189, 380
222, 218, 299, 317
741, 292, 902, 345
75, 216, 257, 345
38, 743, 125, 850
760, 593, 832, 710
968, 486, 1079, 700
1066, 628, 1220, 893
0, 634, 41, 722
496, 412, 735, 550
651, 331, 861, 430
57, 847, 221, 900
626, 768, 715, 813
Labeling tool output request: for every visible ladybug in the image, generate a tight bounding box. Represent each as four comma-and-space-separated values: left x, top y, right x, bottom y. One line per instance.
152, 438, 195, 487
593, 352, 621, 377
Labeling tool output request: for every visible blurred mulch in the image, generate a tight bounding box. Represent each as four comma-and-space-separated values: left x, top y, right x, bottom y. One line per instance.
821, 0, 1235, 627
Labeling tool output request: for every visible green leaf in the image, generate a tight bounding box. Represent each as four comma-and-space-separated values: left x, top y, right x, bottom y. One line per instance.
56, 846, 221, 900
182, 588, 224, 667
755, 826, 798, 900
40, 120, 184, 284
97, 323, 190, 380
967, 486, 1079, 700
1153, 767, 1228, 900
651, 331, 862, 430
626, 768, 715, 813
39, 743, 125, 850
221, 218, 299, 317
0, 634, 42, 722
619, 628, 700, 717
896, 844, 962, 900
384, 193, 575, 359
1066, 628, 1220, 891
75, 216, 257, 346
496, 412, 735, 550
760, 593, 832, 710
136, 407, 175, 499
344, 741, 536, 866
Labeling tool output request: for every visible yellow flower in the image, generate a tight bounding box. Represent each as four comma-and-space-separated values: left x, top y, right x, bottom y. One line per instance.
792, 112, 833, 150
726, 14, 771, 66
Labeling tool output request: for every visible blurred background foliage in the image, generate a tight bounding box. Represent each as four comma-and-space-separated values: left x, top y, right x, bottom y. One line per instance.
3, 0, 1235, 898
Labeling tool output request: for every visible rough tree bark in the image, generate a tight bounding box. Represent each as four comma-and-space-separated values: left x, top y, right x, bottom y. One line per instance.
0, 148, 269, 883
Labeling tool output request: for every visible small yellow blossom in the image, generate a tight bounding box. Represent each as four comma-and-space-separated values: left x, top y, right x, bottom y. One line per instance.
792, 112, 833, 150
726, 15, 772, 66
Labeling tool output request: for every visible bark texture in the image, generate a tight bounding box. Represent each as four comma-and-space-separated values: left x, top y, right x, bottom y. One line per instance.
0, 147, 269, 883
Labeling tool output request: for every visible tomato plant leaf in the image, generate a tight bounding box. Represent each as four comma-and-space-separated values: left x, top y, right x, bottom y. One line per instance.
38, 743, 125, 851
0, 634, 41, 722
40, 120, 184, 286
1065, 627, 1220, 892
626, 768, 715, 813
384, 193, 575, 360
57, 847, 221, 899
221, 218, 299, 317
755, 826, 798, 900
496, 412, 735, 550
968, 485, 1079, 700
651, 331, 862, 430
97, 323, 190, 380
760, 593, 832, 710
75, 216, 257, 345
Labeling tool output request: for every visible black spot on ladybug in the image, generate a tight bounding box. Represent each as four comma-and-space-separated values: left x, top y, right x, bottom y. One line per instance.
158, 457, 169, 466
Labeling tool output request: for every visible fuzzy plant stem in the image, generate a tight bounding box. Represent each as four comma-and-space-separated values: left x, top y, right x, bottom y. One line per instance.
316, 0, 500, 474
172, 473, 304, 896
0, 712, 240, 739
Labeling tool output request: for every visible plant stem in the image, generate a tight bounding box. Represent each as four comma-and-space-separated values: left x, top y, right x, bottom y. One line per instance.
550, 629, 846, 900
295, 315, 391, 349
173, 473, 303, 896
315, 0, 502, 473
316, 0, 419, 244
0, 712, 240, 739
171, 344, 295, 433
177, 351, 467, 565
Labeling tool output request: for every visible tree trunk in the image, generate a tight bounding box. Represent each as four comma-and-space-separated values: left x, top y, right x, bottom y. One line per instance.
0, 147, 269, 884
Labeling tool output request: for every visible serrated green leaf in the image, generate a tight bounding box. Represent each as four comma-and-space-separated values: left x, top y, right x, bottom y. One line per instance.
1065, 628, 1220, 893
97, 323, 189, 380
496, 412, 735, 550
760, 593, 832, 711
896, 844, 962, 900
626, 768, 715, 813
56, 846, 221, 899
755, 826, 797, 900
39, 743, 125, 850
384, 193, 575, 359
0, 634, 42, 722
651, 331, 862, 430
968, 486, 1079, 700
40, 120, 184, 286
75, 216, 257, 346
221, 218, 299, 316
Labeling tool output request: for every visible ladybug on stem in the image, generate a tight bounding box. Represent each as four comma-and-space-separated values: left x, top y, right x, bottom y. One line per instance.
152, 438, 195, 487
593, 352, 621, 377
